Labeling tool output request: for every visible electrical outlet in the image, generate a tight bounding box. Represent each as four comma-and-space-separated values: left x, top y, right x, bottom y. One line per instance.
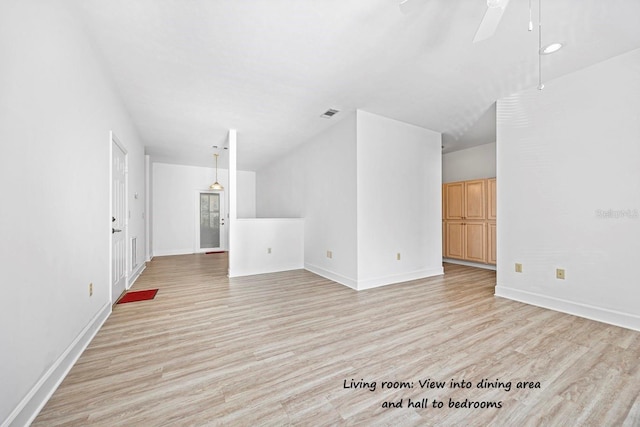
515, 263, 523, 273
89, 282, 93, 296
397, 253, 401, 261
267, 247, 272, 254
326, 250, 332, 259
556, 268, 565, 280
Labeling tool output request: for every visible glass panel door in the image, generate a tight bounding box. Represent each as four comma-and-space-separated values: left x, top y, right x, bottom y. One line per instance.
200, 193, 220, 249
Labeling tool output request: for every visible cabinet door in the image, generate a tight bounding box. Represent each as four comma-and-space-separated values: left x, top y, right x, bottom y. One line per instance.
487, 222, 497, 265
445, 221, 465, 259
442, 184, 445, 219
444, 182, 464, 220
442, 221, 446, 258
464, 222, 487, 263
464, 180, 486, 220
488, 178, 496, 221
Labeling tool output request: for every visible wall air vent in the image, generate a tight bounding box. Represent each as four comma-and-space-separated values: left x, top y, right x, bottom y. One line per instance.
320, 108, 340, 119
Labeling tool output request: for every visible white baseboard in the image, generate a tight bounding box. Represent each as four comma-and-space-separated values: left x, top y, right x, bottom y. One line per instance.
304, 263, 357, 289
4, 302, 111, 427
152, 249, 193, 257
495, 286, 640, 332
305, 264, 444, 291
443, 258, 496, 271
356, 267, 444, 290
127, 263, 146, 290
228, 265, 304, 278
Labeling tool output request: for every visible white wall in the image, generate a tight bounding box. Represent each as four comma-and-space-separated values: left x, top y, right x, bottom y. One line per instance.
257, 113, 358, 286
152, 162, 256, 256
0, 1, 146, 425
256, 111, 443, 289
442, 142, 496, 183
237, 170, 257, 218
496, 48, 640, 331
255, 152, 305, 218
128, 144, 147, 280
145, 155, 153, 261
230, 219, 304, 276
356, 110, 443, 289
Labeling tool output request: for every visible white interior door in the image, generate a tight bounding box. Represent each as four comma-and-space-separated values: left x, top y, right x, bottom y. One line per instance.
112, 138, 127, 300
197, 191, 225, 251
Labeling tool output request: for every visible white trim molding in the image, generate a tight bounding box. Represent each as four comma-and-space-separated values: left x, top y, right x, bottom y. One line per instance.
304, 264, 444, 291
152, 249, 195, 257
3, 303, 111, 427
443, 258, 496, 271
356, 267, 444, 290
229, 266, 304, 278
304, 263, 358, 290
495, 286, 640, 332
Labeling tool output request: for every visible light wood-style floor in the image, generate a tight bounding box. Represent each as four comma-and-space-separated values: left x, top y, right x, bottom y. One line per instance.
34, 254, 640, 426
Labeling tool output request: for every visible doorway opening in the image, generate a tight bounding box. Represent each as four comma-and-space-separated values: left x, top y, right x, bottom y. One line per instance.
196, 191, 225, 252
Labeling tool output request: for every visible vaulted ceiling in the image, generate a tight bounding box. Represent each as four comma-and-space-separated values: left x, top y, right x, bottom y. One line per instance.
71, 0, 640, 170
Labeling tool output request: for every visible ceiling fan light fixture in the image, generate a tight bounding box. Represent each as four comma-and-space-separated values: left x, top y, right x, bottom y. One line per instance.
473, 0, 511, 43
540, 42, 563, 55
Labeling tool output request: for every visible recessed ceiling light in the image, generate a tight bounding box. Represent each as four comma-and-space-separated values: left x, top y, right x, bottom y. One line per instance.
540, 42, 563, 55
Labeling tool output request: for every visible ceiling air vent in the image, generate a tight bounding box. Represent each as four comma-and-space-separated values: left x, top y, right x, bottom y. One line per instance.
320, 108, 340, 119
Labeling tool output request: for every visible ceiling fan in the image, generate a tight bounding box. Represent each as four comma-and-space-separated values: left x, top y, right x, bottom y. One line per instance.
398, 0, 513, 43
473, 0, 512, 42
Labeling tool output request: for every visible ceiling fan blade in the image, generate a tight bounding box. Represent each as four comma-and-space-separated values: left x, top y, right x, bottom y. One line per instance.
399, 0, 424, 15
473, 0, 511, 43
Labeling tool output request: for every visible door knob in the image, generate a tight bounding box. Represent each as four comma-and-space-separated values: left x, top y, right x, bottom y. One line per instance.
112, 228, 122, 234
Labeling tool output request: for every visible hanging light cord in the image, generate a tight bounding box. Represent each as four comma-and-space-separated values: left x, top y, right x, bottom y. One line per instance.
538, 0, 544, 90
215, 154, 219, 181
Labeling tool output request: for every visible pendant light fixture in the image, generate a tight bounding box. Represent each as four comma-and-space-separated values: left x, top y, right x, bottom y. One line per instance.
209, 153, 224, 191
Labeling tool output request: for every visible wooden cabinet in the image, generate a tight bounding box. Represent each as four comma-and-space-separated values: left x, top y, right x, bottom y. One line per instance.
445, 222, 465, 259
487, 222, 497, 265
487, 178, 496, 220
443, 179, 486, 220
486, 178, 497, 265
464, 179, 486, 220
442, 221, 446, 258
445, 221, 487, 263
465, 222, 487, 262
444, 182, 464, 219
442, 178, 496, 265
